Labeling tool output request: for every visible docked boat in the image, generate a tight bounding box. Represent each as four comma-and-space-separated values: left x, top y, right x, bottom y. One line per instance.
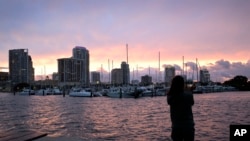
69, 88, 92, 97
92, 91, 103, 97
52, 88, 63, 95
137, 86, 153, 97
36, 88, 53, 95
192, 85, 204, 94
19, 88, 35, 95
36, 88, 63, 95
105, 87, 123, 98
106, 87, 138, 98
155, 87, 169, 96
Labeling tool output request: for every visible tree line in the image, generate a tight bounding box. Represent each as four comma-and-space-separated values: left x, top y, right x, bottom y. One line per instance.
223, 75, 250, 91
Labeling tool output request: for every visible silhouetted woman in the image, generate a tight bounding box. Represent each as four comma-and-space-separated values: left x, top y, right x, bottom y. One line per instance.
167, 75, 195, 141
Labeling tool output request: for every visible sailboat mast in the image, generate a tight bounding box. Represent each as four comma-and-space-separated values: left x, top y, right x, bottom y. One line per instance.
159, 51, 160, 82
182, 56, 184, 76
192, 64, 194, 81
137, 64, 138, 80
101, 64, 103, 82
108, 59, 110, 84
196, 58, 199, 82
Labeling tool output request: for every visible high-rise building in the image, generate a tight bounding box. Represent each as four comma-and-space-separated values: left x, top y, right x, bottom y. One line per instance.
121, 61, 130, 84
72, 46, 89, 85
141, 75, 152, 85
111, 68, 123, 85
91, 71, 100, 84
9, 49, 34, 85
200, 69, 210, 83
73, 46, 89, 60
52, 72, 59, 81
57, 46, 89, 86
110, 61, 130, 85
164, 65, 175, 86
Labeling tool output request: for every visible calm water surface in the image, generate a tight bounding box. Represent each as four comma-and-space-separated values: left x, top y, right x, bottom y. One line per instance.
0, 91, 250, 141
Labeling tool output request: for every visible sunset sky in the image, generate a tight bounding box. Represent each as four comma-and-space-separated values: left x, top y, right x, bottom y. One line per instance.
1, 0, 250, 82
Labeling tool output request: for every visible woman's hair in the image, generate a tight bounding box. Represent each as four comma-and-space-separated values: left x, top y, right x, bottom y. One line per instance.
167, 75, 184, 96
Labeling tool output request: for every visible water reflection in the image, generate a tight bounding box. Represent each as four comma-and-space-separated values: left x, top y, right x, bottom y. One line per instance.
0, 92, 250, 140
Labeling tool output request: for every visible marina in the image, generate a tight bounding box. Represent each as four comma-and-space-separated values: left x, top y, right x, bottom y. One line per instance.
12, 84, 237, 98
0, 91, 249, 140
0, 1, 249, 140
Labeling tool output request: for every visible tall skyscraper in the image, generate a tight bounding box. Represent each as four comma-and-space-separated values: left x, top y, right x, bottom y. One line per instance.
73, 46, 89, 60
164, 65, 175, 86
111, 68, 123, 85
200, 69, 210, 83
110, 61, 130, 85
9, 49, 34, 85
58, 46, 89, 86
141, 75, 152, 85
121, 61, 130, 85
91, 71, 100, 84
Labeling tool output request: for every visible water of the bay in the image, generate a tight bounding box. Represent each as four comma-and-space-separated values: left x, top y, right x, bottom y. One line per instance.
0, 91, 249, 141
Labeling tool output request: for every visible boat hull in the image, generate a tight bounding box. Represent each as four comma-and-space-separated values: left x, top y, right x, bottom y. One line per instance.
69, 92, 92, 97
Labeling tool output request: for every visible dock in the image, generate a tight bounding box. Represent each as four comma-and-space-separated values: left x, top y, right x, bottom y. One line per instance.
0, 130, 47, 141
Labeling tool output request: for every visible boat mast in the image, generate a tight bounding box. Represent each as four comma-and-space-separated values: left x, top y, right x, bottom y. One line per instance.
126, 44, 129, 85
137, 64, 138, 80
196, 58, 198, 82
101, 64, 103, 82
192, 64, 194, 81
196, 58, 200, 82
108, 59, 110, 84
158, 51, 160, 82
182, 56, 184, 76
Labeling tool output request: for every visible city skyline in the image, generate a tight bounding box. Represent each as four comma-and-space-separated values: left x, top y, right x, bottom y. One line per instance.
1, 0, 250, 82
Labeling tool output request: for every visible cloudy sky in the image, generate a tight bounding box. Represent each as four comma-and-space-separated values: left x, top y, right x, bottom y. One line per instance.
1, 0, 250, 82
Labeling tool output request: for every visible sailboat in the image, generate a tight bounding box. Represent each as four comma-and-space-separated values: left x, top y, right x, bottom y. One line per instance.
69, 87, 92, 97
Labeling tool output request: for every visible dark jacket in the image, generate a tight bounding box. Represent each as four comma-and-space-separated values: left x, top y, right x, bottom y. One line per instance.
167, 91, 195, 128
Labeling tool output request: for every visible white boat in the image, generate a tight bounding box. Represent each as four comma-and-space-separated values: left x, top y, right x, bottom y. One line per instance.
92, 91, 103, 97
105, 87, 122, 98
36, 88, 53, 95
69, 88, 92, 97
106, 87, 137, 98
36, 89, 48, 95
19, 88, 35, 95
155, 87, 169, 96
137, 86, 153, 97
135, 86, 167, 97
192, 88, 203, 94
36, 89, 47, 95
52, 88, 63, 95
